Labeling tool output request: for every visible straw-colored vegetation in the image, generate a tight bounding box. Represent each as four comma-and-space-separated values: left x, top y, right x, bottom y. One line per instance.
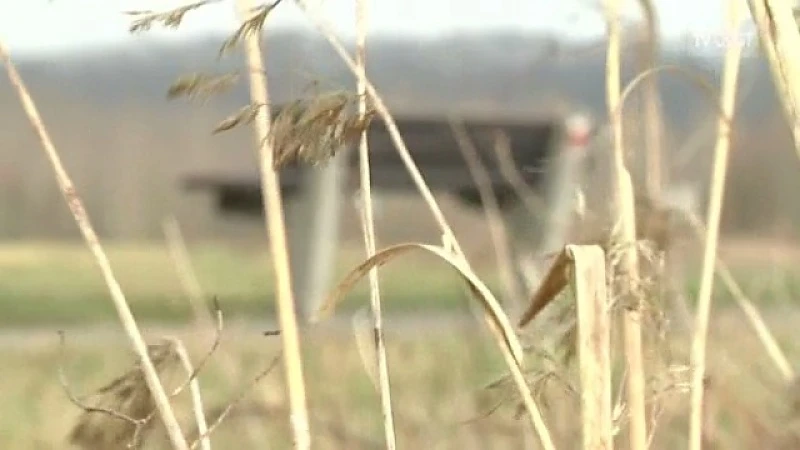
4, 0, 800, 449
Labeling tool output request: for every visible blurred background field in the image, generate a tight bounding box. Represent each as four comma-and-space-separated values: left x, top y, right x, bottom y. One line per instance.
2, 237, 800, 326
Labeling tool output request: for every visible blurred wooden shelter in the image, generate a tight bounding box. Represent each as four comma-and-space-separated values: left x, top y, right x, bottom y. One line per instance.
183, 113, 566, 214
181, 107, 594, 321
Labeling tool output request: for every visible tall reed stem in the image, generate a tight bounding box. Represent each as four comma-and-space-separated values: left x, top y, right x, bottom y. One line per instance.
354, 0, 398, 448
0, 41, 189, 450
688, 1, 744, 448
234, 1, 311, 447
603, 0, 647, 447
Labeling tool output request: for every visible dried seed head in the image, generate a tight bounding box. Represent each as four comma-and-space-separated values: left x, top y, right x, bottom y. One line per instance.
271, 91, 375, 169
68, 341, 183, 450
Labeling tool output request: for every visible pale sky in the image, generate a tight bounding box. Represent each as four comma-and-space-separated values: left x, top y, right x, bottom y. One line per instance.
0, 0, 750, 56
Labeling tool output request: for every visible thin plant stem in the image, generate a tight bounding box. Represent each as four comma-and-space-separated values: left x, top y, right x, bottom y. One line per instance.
295, 3, 555, 447
354, 0, 397, 448
688, 1, 744, 449
603, 0, 647, 448
163, 216, 215, 329
450, 120, 526, 313
162, 216, 274, 445
0, 41, 189, 450
293, 0, 464, 258
169, 338, 211, 450
685, 213, 794, 382
234, 1, 311, 448
636, 0, 665, 197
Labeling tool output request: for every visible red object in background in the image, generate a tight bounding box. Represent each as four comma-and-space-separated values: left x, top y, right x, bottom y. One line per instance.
564, 113, 593, 148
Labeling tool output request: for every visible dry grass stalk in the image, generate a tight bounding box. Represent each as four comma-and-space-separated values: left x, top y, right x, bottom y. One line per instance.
314, 242, 555, 450
168, 338, 211, 450
491, 129, 548, 218
353, 0, 398, 447
571, 246, 614, 450
451, 120, 527, 314
187, 353, 283, 447
294, 3, 558, 445
746, 0, 800, 156
162, 216, 215, 329
683, 213, 794, 382
688, 1, 744, 449
636, 0, 665, 197
162, 217, 277, 445
0, 42, 190, 450
234, 0, 310, 448
718, 264, 794, 381
293, 0, 464, 257
603, 0, 647, 447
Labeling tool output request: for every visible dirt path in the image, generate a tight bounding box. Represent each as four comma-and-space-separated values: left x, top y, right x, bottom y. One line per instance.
0, 312, 481, 349
3, 302, 800, 352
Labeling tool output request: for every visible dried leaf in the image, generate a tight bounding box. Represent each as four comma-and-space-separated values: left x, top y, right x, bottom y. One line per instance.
518, 248, 573, 328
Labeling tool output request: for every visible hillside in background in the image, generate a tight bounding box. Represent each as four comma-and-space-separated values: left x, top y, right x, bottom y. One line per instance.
2, 30, 799, 241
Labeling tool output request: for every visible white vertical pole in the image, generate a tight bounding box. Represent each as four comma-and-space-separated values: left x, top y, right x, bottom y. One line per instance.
286, 152, 345, 323
506, 112, 594, 295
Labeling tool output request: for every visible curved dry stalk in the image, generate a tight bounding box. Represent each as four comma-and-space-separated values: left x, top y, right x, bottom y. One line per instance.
604, 0, 647, 448
746, 0, 800, 156
618, 65, 730, 124
233, 1, 310, 448
313, 242, 554, 450
0, 41, 189, 450
688, 1, 745, 449
353, 0, 397, 447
